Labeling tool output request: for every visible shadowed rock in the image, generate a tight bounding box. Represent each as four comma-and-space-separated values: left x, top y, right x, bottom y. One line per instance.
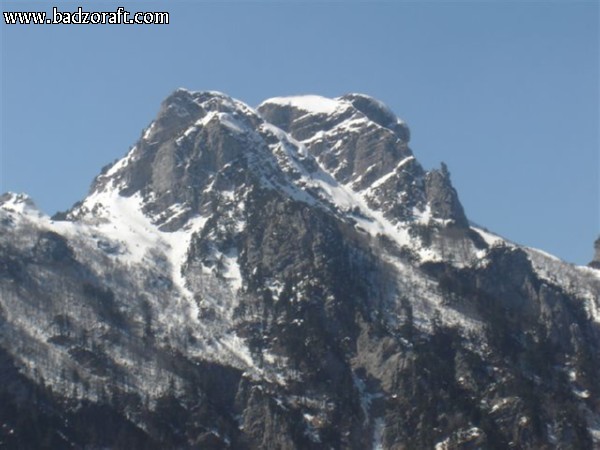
589, 237, 600, 269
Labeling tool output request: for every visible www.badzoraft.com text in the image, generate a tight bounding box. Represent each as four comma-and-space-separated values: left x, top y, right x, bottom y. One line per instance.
3, 7, 169, 25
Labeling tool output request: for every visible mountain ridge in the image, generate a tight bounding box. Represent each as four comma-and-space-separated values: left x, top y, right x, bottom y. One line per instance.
1, 90, 599, 449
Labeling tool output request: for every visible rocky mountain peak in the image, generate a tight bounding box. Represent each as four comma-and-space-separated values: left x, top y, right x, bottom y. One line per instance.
425, 162, 468, 228
73, 91, 468, 235
72, 90, 272, 230
139, 88, 262, 153
338, 93, 410, 142
258, 93, 469, 228
1, 89, 600, 449
0, 192, 40, 218
590, 236, 600, 269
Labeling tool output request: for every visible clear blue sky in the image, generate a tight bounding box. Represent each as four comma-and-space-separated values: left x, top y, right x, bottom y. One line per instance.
1, 1, 598, 265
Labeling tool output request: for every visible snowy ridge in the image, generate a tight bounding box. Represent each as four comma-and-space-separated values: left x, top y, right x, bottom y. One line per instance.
341, 93, 406, 126
0, 192, 43, 219
260, 95, 345, 116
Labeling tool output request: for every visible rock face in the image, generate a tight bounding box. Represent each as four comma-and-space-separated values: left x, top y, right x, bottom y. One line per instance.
425, 162, 468, 228
1, 91, 599, 449
590, 237, 600, 269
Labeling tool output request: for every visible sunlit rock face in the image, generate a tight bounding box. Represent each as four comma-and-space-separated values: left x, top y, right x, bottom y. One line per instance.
1, 90, 599, 449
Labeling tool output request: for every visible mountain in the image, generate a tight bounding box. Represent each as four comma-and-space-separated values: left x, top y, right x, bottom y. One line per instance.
1, 90, 599, 449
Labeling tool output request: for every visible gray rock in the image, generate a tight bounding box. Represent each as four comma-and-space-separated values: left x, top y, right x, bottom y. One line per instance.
425, 162, 468, 227
589, 236, 600, 269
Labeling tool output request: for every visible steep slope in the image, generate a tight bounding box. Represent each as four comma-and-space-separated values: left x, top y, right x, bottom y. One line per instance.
0, 90, 599, 449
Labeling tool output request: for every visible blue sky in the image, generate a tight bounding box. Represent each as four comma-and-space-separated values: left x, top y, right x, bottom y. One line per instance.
1, 1, 598, 264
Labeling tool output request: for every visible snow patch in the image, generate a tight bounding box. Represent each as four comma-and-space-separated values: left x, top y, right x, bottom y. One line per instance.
217, 112, 248, 134
369, 156, 415, 190
104, 146, 136, 178
143, 122, 156, 140
261, 95, 343, 116
525, 247, 600, 324
221, 248, 243, 291
471, 226, 505, 247
0, 193, 41, 218
372, 418, 385, 450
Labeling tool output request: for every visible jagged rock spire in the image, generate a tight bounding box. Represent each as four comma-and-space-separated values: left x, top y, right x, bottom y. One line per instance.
425, 162, 468, 228
590, 236, 600, 269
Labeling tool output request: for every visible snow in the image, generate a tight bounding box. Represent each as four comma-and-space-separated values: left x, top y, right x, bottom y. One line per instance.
369, 156, 415, 190
175, 111, 222, 147
589, 413, 600, 444
490, 397, 511, 413
573, 388, 591, 399
372, 418, 385, 450
261, 95, 343, 116
0, 192, 41, 218
568, 369, 577, 382
470, 226, 505, 247
350, 373, 386, 449
260, 125, 417, 251
302, 413, 322, 443
435, 427, 481, 449
76, 190, 166, 263
526, 246, 561, 262
191, 90, 258, 118
104, 146, 136, 178
263, 117, 489, 292
217, 112, 248, 134
434, 438, 450, 450
143, 122, 155, 140
166, 214, 209, 301
76, 172, 253, 373
221, 248, 243, 291
334, 117, 369, 133
4, 90, 598, 418
525, 246, 600, 324
352, 373, 377, 425
220, 334, 255, 368
339, 93, 406, 126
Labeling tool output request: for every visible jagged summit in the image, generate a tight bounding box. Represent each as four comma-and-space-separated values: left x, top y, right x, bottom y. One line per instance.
590, 236, 600, 269
259, 94, 344, 116
0, 191, 36, 207
258, 92, 410, 142
1, 89, 599, 449
0, 192, 41, 218
71, 90, 466, 238
425, 162, 468, 227
338, 93, 409, 141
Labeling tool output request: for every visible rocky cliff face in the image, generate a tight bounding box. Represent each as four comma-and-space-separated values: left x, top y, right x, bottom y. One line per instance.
1, 90, 599, 449
590, 237, 600, 269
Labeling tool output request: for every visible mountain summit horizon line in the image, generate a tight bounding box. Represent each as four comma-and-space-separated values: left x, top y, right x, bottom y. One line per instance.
5, 88, 597, 266
0, 88, 599, 449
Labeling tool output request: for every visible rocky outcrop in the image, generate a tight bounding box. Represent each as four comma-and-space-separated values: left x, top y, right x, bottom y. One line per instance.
425, 163, 468, 228
589, 237, 600, 269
